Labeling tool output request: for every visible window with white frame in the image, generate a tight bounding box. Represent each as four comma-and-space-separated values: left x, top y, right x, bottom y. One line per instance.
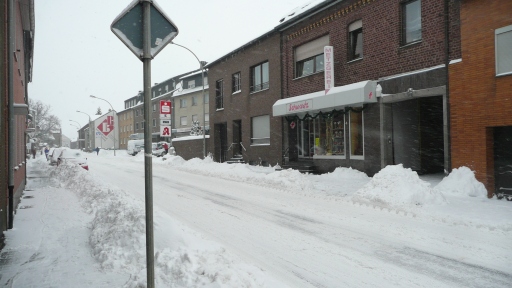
188, 79, 195, 89
180, 98, 187, 108
180, 116, 187, 126
153, 104, 156, 112
204, 93, 209, 104
496, 25, 512, 76
192, 114, 198, 123
192, 96, 198, 106
232, 72, 241, 93
401, 0, 422, 45
136, 123, 139, 130
250, 62, 269, 92
142, 121, 145, 129
135, 109, 139, 116
251, 115, 270, 145
349, 109, 364, 158
153, 118, 156, 127
205, 113, 209, 122
348, 20, 363, 61
295, 35, 328, 78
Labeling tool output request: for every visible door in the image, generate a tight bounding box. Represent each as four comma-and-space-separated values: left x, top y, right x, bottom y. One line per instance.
392, 100, 421, 171
297, 120, 313, 158
233, 120, 242, 156
215, 123, 228, 162
494, 126, 512, 196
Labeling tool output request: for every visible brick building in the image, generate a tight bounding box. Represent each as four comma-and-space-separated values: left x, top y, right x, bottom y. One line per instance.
207, 32, 283, 165
449, 0, 512, 197
273, 0, 460, 176
0, 0, 35, 232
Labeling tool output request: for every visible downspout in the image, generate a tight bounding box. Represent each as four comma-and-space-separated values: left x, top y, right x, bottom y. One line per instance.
444, 0, 451, 174
8, 0, 15, 229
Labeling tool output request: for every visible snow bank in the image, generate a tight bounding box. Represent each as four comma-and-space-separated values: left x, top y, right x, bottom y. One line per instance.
160, 155, 314, 193
352, 164, 447, 209
434, 166, 487, 197
50, 162, 278, 287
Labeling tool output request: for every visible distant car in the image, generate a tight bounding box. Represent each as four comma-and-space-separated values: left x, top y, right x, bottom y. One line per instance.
57, 149, 89, 170
151, 143, 165, 157
127, 139, 144, 156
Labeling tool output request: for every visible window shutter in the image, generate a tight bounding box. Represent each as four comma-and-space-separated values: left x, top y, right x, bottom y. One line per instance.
295, 35, 329, 61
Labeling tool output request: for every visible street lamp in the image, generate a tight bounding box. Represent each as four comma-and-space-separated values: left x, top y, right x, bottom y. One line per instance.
77, 110, 94, 151
90, 95, 117, 156
69, 120, 82, 149
171, 42, 207, 159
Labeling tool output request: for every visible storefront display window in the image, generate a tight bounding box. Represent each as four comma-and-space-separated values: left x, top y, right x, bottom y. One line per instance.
310, 115, 345, 157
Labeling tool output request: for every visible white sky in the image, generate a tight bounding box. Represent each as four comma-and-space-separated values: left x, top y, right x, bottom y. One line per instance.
2, 151, 511, 287
29, 0, 300, 139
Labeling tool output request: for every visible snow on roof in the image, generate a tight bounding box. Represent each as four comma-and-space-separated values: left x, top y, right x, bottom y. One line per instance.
172, 84, 209, 97
179, 70, 208, 80
277, 0, 330, 26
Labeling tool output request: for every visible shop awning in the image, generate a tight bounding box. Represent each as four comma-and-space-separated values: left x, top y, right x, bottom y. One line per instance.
273, 80, 377, 117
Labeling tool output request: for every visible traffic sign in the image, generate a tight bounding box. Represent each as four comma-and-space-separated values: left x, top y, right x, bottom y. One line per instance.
111, 0, 179, 60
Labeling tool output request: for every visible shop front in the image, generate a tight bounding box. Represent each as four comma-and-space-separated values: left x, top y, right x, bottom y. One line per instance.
273, 80, 379, 174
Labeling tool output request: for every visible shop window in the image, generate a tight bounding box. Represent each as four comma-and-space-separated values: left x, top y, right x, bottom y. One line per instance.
349, 110, 364, 157
348, 20, 363, 61
232, 72, 241, 93
251, 115, 270, 145
310, 115, 345, 156
250, 62, 269, 92
401, 0, 422, 45
216, 80, 224, 109
496, 25, 512, 76
295, 35, 329, 78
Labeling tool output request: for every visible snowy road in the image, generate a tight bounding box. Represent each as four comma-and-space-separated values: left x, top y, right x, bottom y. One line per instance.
88, 154, 512, 288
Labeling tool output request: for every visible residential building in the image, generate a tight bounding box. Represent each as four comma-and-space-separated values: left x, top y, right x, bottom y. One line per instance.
172, 70, 209, 138
117, 108, 133, 150
0, 0, 35, 232
273, 0, 460, 176
207, 31, 282, 165
449, 0, 512, 197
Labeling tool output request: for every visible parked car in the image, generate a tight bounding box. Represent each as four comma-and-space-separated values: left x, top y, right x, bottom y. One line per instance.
127, 139, 144, 156
57, 149, 89, 170
48, 147, 65, 165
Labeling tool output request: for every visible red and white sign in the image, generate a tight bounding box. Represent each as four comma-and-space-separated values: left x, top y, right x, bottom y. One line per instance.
160, 100, 171, 114
287, 100, 312, 113
324, 46, 334, 95
97, 116, 114, 136
160, 125, 171, 137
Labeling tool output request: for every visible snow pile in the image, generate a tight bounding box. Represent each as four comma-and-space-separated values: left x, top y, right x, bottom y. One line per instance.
161, 155, 314, 193
50, 162, 276, 287
352, 164, 447, 209
434, 166, 487, 197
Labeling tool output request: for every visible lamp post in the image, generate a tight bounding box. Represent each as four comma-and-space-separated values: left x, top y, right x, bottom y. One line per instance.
77, 110, 94, 151
90, 95, 117, 156
69, 120, 83, 149
171, 42, 207, 158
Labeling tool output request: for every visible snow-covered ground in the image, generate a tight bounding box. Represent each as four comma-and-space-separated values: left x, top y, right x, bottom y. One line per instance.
1, 150, 511, 287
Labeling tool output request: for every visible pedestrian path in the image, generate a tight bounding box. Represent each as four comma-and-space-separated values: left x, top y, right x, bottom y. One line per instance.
0, 156, 128, 287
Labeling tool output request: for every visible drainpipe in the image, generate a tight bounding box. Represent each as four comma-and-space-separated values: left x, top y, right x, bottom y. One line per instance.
8, 0, 15, 229
444, 0, 451, 174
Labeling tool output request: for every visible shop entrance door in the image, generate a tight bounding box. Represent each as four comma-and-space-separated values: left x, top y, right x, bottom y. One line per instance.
494, 126, 512, 197
297, 120, 314, 158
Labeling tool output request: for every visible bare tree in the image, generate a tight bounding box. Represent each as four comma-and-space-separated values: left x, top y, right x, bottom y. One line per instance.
29, 99, 61, 145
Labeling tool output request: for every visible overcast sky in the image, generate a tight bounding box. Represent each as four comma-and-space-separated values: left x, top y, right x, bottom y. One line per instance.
30, 0, 303, 139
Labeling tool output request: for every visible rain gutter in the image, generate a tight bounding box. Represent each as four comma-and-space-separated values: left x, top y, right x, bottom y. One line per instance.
8, 0, 15, 229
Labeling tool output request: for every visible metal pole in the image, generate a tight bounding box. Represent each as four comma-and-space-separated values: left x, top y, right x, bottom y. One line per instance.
142, 1, 155, 287
7, 0, 15, 229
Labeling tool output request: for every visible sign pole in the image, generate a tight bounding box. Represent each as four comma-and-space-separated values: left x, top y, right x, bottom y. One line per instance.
142, 1, 155, 287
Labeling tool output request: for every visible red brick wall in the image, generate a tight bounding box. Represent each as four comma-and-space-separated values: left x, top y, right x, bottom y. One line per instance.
449, 0, 512, 195
281, 0, 460, 98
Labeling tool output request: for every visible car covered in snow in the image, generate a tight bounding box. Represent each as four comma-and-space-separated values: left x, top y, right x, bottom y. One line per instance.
56, 149, 89, 170
48, 147, 65, 165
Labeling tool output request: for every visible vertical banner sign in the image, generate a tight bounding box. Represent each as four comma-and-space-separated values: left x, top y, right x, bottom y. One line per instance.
324, 46, 334, 95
